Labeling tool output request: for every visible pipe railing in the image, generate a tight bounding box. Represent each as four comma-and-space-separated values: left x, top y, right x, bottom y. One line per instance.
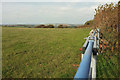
74, 29, 100, 80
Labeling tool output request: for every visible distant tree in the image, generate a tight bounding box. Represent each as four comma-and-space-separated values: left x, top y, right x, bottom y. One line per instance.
35, 25, 46, 28
58, 24, 70, 28
84, 20, 94, 26
47, 24, 54, 28
35, 24, 54, 28
58, 24, 64, 28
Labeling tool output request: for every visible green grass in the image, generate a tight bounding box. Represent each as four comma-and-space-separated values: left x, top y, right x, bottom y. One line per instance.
2, 27, 90, 78
97, 50, 119, 78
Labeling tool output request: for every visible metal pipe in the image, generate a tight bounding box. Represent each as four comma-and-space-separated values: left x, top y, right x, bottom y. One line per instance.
74, 40, 94, 79
74, 29, 97, 79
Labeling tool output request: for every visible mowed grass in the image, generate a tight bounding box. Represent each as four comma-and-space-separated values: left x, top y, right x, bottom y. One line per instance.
2, 27, 90, 78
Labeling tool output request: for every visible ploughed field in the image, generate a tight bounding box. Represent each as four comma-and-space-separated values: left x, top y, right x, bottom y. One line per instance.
2, 27, 90, 78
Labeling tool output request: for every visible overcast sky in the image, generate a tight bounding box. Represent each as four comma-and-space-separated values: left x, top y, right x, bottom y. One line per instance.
1, 1, 118, 24
1, 0, 118, 2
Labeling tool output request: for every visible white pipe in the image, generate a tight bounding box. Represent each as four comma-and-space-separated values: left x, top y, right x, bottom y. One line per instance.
81, 54, 84, 60
92, 55, 97, 79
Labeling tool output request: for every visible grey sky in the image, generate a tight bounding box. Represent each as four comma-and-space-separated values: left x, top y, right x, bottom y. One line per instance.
1, 0, 118, 2
2, 2, 118, 24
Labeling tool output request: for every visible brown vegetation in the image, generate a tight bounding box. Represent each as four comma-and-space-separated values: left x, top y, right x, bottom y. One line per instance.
84, 20, 94, 27
35, 24, 54, 28
58, 24, 70, 28
94, 2, 118, 53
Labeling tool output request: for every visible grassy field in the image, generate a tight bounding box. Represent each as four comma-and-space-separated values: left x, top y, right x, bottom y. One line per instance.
2, 27, 90, 78
3, 27, 119, 78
